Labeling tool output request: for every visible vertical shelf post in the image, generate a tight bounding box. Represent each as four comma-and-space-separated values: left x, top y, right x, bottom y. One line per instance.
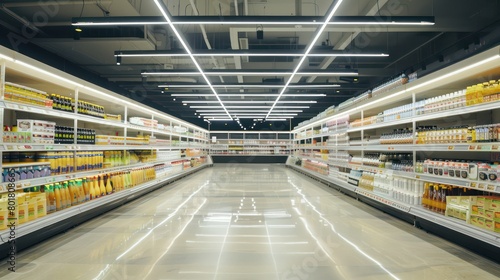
123, 106, 128, 146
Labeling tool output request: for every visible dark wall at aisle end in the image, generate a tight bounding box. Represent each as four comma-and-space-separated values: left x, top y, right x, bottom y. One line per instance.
211, 156, 287, 164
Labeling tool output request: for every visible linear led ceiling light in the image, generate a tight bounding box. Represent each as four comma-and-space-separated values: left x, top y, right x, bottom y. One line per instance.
266, 0, 345, 120
199, 112, 297, 116
190, 106, 310, 109
73, 16, 434, 26
195, 110, 304, 112
171, 94, 326, 97
234, 116, 294, 119
143, 69, 358, 76
152, 0, 231, 120
159, 83, 340, 88
118, 49, 387, 58
182, 101, 316, 104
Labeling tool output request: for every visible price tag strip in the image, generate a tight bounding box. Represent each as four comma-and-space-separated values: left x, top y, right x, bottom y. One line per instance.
355, 188, 411, 212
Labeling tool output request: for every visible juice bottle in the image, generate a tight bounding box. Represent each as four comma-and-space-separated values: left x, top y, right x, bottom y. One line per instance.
440, 186, 448, 214
54, 183, 63, 210
431, 184, 439, 212
82, 177, 90, 201
99, 175, 106, 197
61, 181, 70, 208
92, 176, 100, 198
422, 182, 429, 208
74, 179, 83, 204
45, 184, 56, 213
111, 173, 118, 192
67, 180, 76, 206
106, 174, 113, 194
89, 178, 96, 200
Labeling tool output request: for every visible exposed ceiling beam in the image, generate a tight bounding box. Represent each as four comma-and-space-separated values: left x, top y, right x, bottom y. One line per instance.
307, 0, 389, 84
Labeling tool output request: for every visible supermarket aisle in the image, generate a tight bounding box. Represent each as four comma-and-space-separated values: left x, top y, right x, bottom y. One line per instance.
1, 164, 499, 280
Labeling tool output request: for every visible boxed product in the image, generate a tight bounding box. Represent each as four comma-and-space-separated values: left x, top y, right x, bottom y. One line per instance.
445, 196, 472, 222
129, 117, 158, 128
0, 200, 8, 230
16, 119, 55, 144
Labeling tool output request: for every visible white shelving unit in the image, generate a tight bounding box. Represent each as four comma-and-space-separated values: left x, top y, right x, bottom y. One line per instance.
289, 45, 500, 249
209, 131, 292, 156
0, 46, 212, 245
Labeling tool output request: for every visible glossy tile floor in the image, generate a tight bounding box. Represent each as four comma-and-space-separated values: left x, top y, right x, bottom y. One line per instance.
1, 164, 499, 279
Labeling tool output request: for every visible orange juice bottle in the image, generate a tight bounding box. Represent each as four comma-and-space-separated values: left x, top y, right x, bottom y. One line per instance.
99, 175, 106, 197
45, 184, 56, 213
89, 178, 96, 200
106, 174, 113, 195
54, 183, 63, 211
82, 177, 90, 201
110, 173, 118, 192
122, 171, 128, 189
68, 180, 77, 206
61, 181, 70, 208
92, 176, 100, 198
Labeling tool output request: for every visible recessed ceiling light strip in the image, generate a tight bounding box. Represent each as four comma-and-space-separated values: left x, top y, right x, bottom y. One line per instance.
72, 16, 434, 26
190, 106, 310, 109
159, 84, 340, 88
171, 93, 326, 97
196, 110, 304, 113
153, 0, 231, 120
182, 100, 316, 104
119, 50, 387, 58
144, 70, 358, 76
265, 0, 345, 120
235, 116, 294, 119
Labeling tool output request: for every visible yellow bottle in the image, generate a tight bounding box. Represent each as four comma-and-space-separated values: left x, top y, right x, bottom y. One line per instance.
54, 183, 63, 211
89, 178, 96, 200
82, 177, 90, 201
62, 181, 71, 208
99, 175, 106, 197
46, 184, 56, 213
92, 176, 100, 198
122, 171, 128, 189
67, 180, 77, 206
106, 174, 113, 195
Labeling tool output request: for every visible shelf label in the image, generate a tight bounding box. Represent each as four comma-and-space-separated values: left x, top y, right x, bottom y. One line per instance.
45, 145, 54, 150
5, 145, 15, 151
468, 145, 476, 151
21, 145, 32, 150
356, 189, 410, 212
492, 145, 499, 151
477, 183, 485, 190
447, 146, 454, 150
487, 185, 495, 191
478, 145, 492, 151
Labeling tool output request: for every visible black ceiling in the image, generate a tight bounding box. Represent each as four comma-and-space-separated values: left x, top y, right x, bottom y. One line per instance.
0, 0, 499, 131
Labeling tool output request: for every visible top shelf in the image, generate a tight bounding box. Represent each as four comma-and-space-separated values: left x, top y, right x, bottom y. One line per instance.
0, 101, 208, 141
0, 45, 208, 135
293, 46, 500, 132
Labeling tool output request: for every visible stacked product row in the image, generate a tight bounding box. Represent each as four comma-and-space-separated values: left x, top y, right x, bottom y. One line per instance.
1, 150, 162, 183
4, 82, 118, 120
0, 155, 207, 230
0, 166, 156, 229
3, 83, 205, 139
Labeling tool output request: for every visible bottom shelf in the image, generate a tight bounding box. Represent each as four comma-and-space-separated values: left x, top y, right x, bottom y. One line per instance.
0, 162, 212, 256
286, 162, 500, 261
